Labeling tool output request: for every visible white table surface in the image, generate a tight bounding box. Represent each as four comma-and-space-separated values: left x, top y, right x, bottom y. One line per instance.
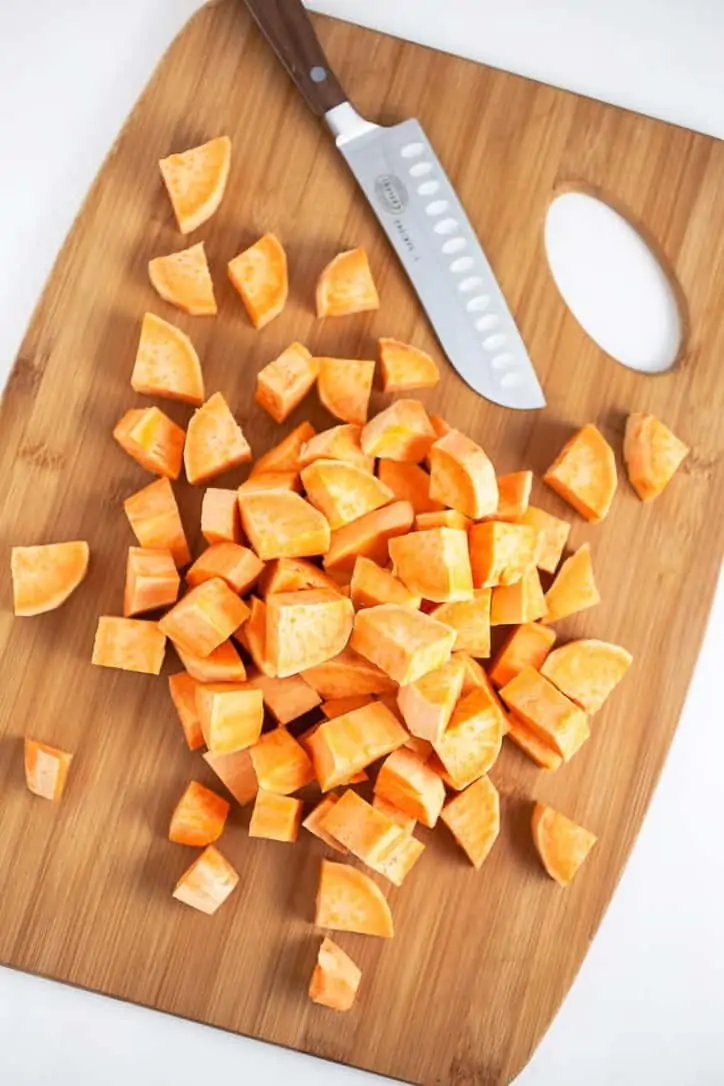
0, 2, 722, 1083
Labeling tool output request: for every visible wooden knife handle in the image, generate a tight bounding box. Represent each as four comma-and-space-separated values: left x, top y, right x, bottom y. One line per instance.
244, 0, 347, 118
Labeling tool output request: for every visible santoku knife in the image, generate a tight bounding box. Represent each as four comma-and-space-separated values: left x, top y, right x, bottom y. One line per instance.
244, 0, 545, 410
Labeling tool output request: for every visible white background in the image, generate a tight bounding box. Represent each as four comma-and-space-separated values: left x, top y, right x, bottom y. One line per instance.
0, 1, 722, 1084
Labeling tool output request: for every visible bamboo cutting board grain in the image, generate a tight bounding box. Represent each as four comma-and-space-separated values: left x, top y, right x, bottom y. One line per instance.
0, 3, 722, 1083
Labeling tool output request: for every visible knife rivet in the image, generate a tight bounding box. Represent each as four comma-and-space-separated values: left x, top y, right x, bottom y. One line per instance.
309, 66, 328, 83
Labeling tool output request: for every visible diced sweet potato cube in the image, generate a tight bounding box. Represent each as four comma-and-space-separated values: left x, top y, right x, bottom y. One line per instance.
159, 577, 249, 657
124, 478, 190, 567
249, 789, 304, 842
11, 540, 90, 617
253, 421, 316, 475
540, 639, 632, 714
316, 247, 380, 318
149, 242, 217, 316
309, 936, 362, 1011
440, 775, 500, 868
505, 711, 563, 770
624, 412, 689, 501
316, 859, 393, 938
375, 748, 445, 828
203, 747, 258, 806
250, 728, 314, 794
24, 738, 73, 801
92, 616, 166, 675
429, 429, 498, 519
324, 501, 415, 573
350, 556, 420, 611
200, 487, 242, 546
317, 357, 375, 425
372, 794, 417, 835
469, 521, 536, 588
492, 471, 532, 521
301, 460, 393, 530
320, 790, 405, 866
303, 794, 348, 854
237, 597, 275, 676
168, 673, 204, 750
298, 423, 374, 474
532, 802, 597, 885
429, 591, 491, 657
499, 666, 590, 761
389, 528, 473, 603
375, 833, 425, 886
159, 135, 231, 234
239, 490, 330, 560
455, 652, 491, 696
169, 780, 229, 846
433, 688, 505, 790
259, 557, 340, 596
321, 695, 374, 719
123, 547, 179, 617
196, 682, 264, 754
228, 232, 288, 329
114, 407, 185, 480
186, 543, 264, 595
185, 393, 251, 486
378, 460, 443, 514
175, 639, 246, 683
351, 605, 456, 685
302, 647, 397, 699
415, 510, 471, 531
308, 701, 407, 791
173, 845, 238, 914
519, 506, 570, 574
265, 589, 353, 678
378, 337, 440, 391
238, 472, 300, 495
361, 399, 436, 462
397, 655, 465, 743
491, 565, 548, 625
544, 423, 617, 522
403, 735, 434, 761
489, 622, 556, 687
255, 342, 318, 423
543, 543, 599, 623
131, 312, 204, 406
247, 672, 321, 724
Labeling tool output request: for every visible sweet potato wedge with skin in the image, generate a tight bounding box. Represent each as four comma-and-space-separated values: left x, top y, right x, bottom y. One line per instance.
250, 727, 314, 794
378, 337, 440, 391
255, 342, 318, 423
505, 711, 563, 770
114, 407, 185, 480
298, 424, 374, 474
377, 460, 443, 514
168, 673, 204, 751
469, 521, 537, 588
302, 647, 397, 699
397, 655, 465, 744
316, 247, 380, 318
131, 313, 204, 406
159, 135, 231, 235
440, 775, 500, 868
532, 802, 597, 885
148, 242, 217, 316
24, 739, 73, 801
429, 429, 499, 519
160, 578, 249, 658
544, 423, 617, 522
252, 421, 316, 475
301, 460, 394, 530
258, 557, 340, 597
492, 471, 533, 522
238, 472, 300, 495
265, 589, 354, 678
350, 556, 421, 611
124, 478, 190, 566
322, 695, 375, 719
540, 639, 632, 714
175, 639, 246, 683
433, 688, 505, 790
316, 860, 393, 938
92, 617, 166, 675
361, 399, 436, 462
375, 748, 446, 828
624, 412, 689, 501
320, 790, 405, 867
11, 541, 90, 617
186, 543, 264, 595
247, 672, 321, 724
239, 490, 330, 560
169, 780, 230, 846
317, 357, 375, 425
519, 506, 571, 574
309, 937, 362, 1011
351, 604, 456, 686
491, 565, 548, 625
203, 747, 258, 806
489, 622, 557, 688
238, 597, 275, 677
173, 846, 238, 914
389, 528, 473, 604
308, 701, 408, 791
324, 500, 415, 574
249, 789, 304, 842
303, 794, 348, 854
123, 547, 179, 617
200, 488, 242, 546
543, 543, 600, 623
184, 393, 251, 485
195, 682, 264, 754
228, 232, 288, 329
430, 591, 491, 657
499, 666, 590, 761
415, 509, 471, 532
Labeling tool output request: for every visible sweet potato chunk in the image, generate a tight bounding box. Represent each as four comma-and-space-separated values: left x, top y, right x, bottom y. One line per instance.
375, 833, 425, 886
265, 589, 353, 678
375, 748, 445, 828
415, 510, 471, 531
321, 790, 405, 866
92, 617, 166, 675
168, 673, 204, 751
302, 460, 393, 530
440, 775, 500, 869
532, 802, 597, 885
298, 423, 374, 474
543, 543, 599, 623
322, 695, 374, 719
303, 794, 348, 854
259, 557, 339, 596
201, 487, 242, 546
493, 471, 532, 521
489, 622, 556, 687
173, 846, 238, 914
315, 860, 393, 937
228, 232, 288, 329
247, 672, 321, 724
429, 429, 498, 519
544, 423, 617, 522
114, 407, 185, 480
397, 654, 465, 743
169, 780, 229, 846
11, 541, 90, 617
540, 639, 632, 714
624, 412, 689, 501
433, 687, 505, 790
131, 312, 204, 406
239, 490, 330, 560
505, 711, 562, 770
124, 477, 191, 566
491, 565, 548, 625
24, 738, 73, 801
499, 666, 590, 761
238, 597, 275, 676
309, 937, 362, 1011
372, 794, 417, 835
378, 460, 443, 514
148, 242, 217, 316
253, 421, 316, 475
317, 357, 375, 425
324, 501, 415, 573
238, 472, 300, 495
302, 647, 397, 699
186, 543, 263, 595
351, 605, 456, 685
378, 337, 440, 391
175, 639, 246, 683
249, 789, 304, 842
185, 393, 251, 485
160, 577, 249, 658
455, 652, 492, 697
308, 701, 407, 791
159, 135, 230, 235
255, 342, 318, 423
124, 547, 179, 617
361, 399, 436, 462
250, 727, 314, 794
429, 591, 491, 657
519, 506, 570, 574
203, 747, 258, 806
389, 528, 473, 603
469, 521, 536, 588
350, 556, 420, 611
316, 247, 379, 318
195, 682, 264, 753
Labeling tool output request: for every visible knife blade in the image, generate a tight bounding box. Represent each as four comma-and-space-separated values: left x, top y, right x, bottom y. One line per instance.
244, 0, 545, 410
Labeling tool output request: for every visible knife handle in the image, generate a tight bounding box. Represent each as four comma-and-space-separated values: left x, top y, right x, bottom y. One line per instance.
244, 0, 347, 118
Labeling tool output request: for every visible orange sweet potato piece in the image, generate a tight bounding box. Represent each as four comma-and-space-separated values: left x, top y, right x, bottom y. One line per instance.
186, 543, 263, 595
168, 673, 204, 750
239, 491, 330, 561
303, 794, 348, 854
440, 775, 500, 868
169, 780, 229, 846
403, 735, 434, 761
173, 845, 238, 914
259, 557, 340, 597
519, 506, 571, 574
455, 652, 492, 696
255, 342, 318, 423
415, 510, 471, 531
543, 543, 599, 623
429, 429, 499, 519
238, 472, 300, 495
237, 596, 275, 677
265, 589, 353, 678
375, 748, 445, 828
624, 412, 689, 501
492, 471, 533, 521
505, 711, 563, 770
160, 578, 249, 657
247, 672, 321, 724
11, 541, 90, 617
378, 337, 440, 391
322, 695, 375, 719
317, 357, 375, 425
389, 527, 473, 603
433, 687, 505, 790
131, 312, 204, 406
195, 682, 264, 754
228, 232, 288, 329
114, 407, 185, 480
489, 622, 556, 687
148, 242, 217, 316
491, 565, 548, 625
249, 789, 304, 842
123, 546, 179, 617
320, 790, 405, 867
250, 727, 314, 794
316, 859, 393, 937
375, 833, 425, 886
429, 591, 491, 657
298, 423, 374, 474
544, 423, 617, 522
350, 556, 420, 611
308, 701, 407, 791
397, 654, 465, 743
203, 747, 258, 806
540, 639, 632, 714
372, 794, 417, 835
185, 393, 251, 485
302, 460, 393, 530
24, 738, 73, 801
124, 477, 191, 566
532, 802, 597, 885
378, 460, 443, 514
468, 521, 537, 588
159, 135, 231, 235
361, 399, 436, 462
316, 247, 379, 318
351, 605, 456, 685
324, 501, 415, 573
92, 616, 166, 675
302, 647, 397, 699
175, 639, 246, 683
499, 666, 590, 761
252, 421, 316, 475
309, 936, 362, 1010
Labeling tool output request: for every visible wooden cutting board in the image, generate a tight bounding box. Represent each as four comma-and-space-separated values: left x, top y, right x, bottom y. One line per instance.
0, 3, 722, 1083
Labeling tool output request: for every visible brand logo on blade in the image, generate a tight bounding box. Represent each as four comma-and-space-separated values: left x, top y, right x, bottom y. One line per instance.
374, 174, 409, 215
